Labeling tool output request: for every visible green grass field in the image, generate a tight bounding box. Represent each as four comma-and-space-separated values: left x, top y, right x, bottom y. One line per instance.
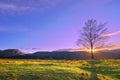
0, 59, 119, 80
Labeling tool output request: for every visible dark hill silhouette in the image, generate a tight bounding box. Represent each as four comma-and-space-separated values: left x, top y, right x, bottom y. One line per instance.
95, 49, 120, 59
31, 50, 120, 59
0, 49, 120, 59
33, 51, 90, 59
0, 49, 23, 58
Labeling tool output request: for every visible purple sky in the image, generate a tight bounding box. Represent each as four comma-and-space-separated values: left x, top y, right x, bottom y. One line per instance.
0, 0, 120, 53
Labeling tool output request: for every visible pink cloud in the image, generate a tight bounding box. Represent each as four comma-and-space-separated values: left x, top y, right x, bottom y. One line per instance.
102, 30, 120, 37
0, 0, 72, 13
0, 3, 31, 11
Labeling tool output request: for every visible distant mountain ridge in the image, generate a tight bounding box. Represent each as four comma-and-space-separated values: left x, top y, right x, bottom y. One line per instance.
0, 49, 120, 59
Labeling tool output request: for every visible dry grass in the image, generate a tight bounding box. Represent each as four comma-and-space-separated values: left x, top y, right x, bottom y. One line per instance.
0, 59, 119, 80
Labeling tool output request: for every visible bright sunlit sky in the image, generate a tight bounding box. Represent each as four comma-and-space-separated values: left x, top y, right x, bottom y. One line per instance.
0, 0, 120, 52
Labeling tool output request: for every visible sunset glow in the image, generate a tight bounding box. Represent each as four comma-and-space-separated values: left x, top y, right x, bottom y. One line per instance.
69, 45, 120, 52
0, 0, 120, 52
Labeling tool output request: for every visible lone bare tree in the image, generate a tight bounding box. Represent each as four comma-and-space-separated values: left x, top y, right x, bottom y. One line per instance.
77, 19, 108, 59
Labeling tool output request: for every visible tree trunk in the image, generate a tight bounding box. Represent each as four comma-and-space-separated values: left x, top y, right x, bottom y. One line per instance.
90, 42, 94, 59
91, 48, 94, 59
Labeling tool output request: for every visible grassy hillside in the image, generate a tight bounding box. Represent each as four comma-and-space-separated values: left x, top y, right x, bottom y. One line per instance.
0, 59, 119, 80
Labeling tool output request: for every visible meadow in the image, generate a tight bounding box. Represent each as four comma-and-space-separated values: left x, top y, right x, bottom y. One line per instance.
0, 59, 119, 80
